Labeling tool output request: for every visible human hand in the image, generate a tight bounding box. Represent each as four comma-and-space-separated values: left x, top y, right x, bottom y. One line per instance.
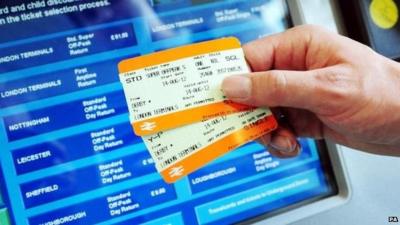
222, 25, 400, 157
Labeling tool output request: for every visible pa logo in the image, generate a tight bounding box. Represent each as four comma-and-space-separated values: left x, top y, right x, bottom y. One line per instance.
389, 216, 399, 223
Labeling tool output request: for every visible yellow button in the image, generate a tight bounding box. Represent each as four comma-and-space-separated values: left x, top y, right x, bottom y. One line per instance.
370, 0, 399, 29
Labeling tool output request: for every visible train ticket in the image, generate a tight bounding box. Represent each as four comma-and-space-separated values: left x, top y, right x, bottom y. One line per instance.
118, 37, 253, 136
142, 108, 277, 183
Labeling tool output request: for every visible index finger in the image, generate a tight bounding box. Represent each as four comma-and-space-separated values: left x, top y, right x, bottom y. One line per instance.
243, 25, 320, 72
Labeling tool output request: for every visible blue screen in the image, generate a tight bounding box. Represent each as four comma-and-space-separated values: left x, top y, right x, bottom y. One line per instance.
0, 1, 337, 224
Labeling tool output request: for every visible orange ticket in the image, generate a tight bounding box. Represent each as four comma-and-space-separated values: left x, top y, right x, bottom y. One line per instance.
118, 37, 253, 136
142, 108, 277, 183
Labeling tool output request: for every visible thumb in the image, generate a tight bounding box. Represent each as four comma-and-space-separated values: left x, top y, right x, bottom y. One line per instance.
222, 69, 327, 112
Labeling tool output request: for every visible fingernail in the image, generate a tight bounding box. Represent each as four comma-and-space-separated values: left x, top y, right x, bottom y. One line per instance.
269, 135, 297, 153
222, 75, 252, 99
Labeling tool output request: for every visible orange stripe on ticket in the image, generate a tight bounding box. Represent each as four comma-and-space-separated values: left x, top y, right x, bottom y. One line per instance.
160, 115, 278, 183
132, 101, 254, 136
118, 37, 241, 73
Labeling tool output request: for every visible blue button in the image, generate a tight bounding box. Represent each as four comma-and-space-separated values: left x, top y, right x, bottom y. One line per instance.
28, 180, 177, 225
195, 169, 320, 224
12, 122, 141, 175
0, 24, 136, 73
4, 90, 128, 141
0, 56, 135, 108
188, 145, 312, 194
20, 150, 157, 208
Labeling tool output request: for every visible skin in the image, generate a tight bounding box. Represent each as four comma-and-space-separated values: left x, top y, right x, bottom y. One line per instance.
221, 25, 400, 157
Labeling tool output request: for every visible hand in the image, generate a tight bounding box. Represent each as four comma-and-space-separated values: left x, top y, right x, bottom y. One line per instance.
222, 25, 400, 157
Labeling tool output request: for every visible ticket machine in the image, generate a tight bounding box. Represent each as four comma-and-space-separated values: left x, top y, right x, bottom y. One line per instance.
0, 1, 350, 224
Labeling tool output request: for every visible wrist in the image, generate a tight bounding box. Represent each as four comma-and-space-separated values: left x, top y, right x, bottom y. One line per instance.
386, 59, 400, 147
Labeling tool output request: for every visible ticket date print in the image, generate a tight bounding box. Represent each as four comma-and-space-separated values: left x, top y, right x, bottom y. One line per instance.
118, 37, 254, 136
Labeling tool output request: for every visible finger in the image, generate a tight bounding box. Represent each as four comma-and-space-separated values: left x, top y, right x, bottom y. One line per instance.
222, 69, 328, 113
282, 108, 325, 139
321, 127, 400, 157
257, 126, 301, 158
269, 126, 301, 158
257, 134, 290, 158
243, 25, 327, 71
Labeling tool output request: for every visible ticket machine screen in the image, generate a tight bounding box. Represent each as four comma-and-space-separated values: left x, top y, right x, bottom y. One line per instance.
0, 1, 337, 224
